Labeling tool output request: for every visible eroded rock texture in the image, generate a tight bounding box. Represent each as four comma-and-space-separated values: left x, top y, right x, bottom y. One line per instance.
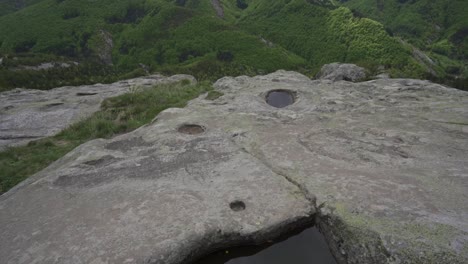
316, 63, 368, 82
0, 74, 195, 150
1, 71, 467, 263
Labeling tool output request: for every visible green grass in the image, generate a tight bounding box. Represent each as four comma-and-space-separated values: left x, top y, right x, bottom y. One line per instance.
0, 80, 213, 194
205, 90, 224, 100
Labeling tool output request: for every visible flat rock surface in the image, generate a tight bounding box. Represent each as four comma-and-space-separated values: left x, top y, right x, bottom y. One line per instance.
0, 74, 195, 150
1, 71, 468, 264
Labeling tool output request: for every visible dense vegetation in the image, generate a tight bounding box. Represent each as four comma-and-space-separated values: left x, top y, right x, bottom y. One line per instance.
340, 0, 468, 87
237, 2, 424, 77
0, 80, 212, 193
0, 0, 306, 90
340, 0, 467, 58
1, 0, 466, 91
0, 0, 42, 16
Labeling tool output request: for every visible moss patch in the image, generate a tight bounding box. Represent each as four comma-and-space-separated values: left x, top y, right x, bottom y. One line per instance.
319, 202, 467, 263
205, 90, 224, 100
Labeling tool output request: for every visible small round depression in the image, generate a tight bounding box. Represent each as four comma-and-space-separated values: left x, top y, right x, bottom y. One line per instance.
229, 201, 246, 212
177, 124, 205, 135
266, 89, 295, 108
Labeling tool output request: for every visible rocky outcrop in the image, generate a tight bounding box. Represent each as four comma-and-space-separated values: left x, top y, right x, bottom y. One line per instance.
10, 61, 79, 71
1, 71, 467, 263
0, 74, 195, 150
316, 63, 368, 82
95, 30, 114, 65
211, 0, 224, 18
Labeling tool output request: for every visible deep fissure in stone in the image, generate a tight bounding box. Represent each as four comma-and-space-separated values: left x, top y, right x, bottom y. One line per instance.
76, 92, 99, 96
265, 90, 296, 108
194, 226, 337, 264
178, 124, 206, 135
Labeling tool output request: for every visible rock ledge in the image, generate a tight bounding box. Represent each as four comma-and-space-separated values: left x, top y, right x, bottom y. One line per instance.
1, 71, 467, 264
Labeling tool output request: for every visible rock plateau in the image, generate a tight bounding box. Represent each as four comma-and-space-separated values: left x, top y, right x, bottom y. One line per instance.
0, 70, 467, 264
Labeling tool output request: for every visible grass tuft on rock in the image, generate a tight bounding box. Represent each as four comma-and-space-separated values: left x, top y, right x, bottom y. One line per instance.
205, 90, 224, 100
0, 80, 212, 194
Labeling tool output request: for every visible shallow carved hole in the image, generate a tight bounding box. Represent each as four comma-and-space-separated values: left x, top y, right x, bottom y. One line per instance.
178, 124, 205, 135
266, 89, 296, 108
46, 103, 64, 107
229, 201, 246, 212
76, 92, 98, 96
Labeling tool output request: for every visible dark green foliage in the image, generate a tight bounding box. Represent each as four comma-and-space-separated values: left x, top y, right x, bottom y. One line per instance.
305, 0, 335, 8
238, 2, 419, 77
175, 0, 188, 7
450, 27, 468, 60
236, 0, 248, 10
62, 8, 80, 19
106, 2, 147, 24
451, 27, 468, 46
14, 40, 36, 53
340, 0, 468, 80
0, 0, 43, 16
216, 50, 234, 62
0, 0, 466, 90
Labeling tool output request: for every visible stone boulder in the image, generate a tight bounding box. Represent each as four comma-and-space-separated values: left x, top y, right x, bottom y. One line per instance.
0, 74, 195, 150
316, 63, 367, 82
0, 71, 467, 264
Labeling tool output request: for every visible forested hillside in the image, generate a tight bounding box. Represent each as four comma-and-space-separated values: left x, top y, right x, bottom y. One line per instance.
0, 0, 466, 90
0, 0, 42, 16
340, 0, 467, 87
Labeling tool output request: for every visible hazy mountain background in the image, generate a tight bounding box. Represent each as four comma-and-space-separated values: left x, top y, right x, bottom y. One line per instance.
0, 0, 466, 90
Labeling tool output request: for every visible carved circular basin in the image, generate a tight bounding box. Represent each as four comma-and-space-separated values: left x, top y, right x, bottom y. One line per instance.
266, 90, 296, 108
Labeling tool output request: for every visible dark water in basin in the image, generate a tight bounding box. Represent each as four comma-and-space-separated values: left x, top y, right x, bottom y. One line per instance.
196, 227, 337, 264
266, 90, 295, 108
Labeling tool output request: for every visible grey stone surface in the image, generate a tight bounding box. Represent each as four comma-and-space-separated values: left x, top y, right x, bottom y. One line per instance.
316, 63, 368, 82
0, 74, 196, 150
1, 71, 468, 263
211, 0, 224, 18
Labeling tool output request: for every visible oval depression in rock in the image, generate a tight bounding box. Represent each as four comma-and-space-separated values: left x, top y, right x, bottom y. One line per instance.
266, 90, 295, 108
178, 124, 206, 135
229, 201, 246, 212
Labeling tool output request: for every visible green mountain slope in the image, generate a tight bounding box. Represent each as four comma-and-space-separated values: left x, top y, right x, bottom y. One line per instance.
0, 0, 307, 89
339, 0, 467, 51
236, 0, 422, 76
339, 0, 468, 81
0, 0, 42, 16
0, 0, 466, 91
